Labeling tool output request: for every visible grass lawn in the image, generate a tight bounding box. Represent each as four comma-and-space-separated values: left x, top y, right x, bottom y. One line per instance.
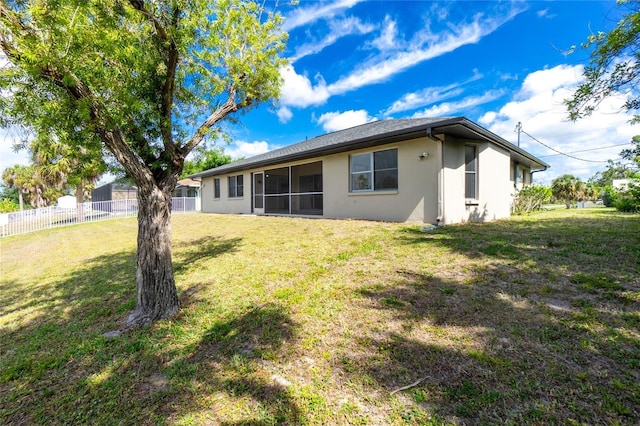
1, 208, 639, 425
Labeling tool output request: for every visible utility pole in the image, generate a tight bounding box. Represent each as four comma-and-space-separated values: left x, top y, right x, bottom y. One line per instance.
514, 121, 522, 147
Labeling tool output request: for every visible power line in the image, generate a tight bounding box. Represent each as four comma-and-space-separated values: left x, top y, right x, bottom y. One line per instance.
537, 142, 632, 158
520, 129, 611, 163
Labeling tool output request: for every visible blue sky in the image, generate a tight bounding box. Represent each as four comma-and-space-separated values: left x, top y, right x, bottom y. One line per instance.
1, 0, 637, 185
224, 0, 638, 184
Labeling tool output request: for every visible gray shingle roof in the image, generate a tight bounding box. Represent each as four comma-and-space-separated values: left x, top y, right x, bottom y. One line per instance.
191, 117, 548, 178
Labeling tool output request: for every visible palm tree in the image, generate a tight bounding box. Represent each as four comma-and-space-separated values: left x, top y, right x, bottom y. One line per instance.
31, 135, 106, 220
551, 174, 583, 208
2, 165, 31, 210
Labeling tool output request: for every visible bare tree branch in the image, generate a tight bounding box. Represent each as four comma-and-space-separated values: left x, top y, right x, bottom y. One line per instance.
181, 86, 242, 155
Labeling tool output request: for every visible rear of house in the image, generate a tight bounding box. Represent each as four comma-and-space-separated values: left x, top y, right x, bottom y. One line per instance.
192, 117, 548, 225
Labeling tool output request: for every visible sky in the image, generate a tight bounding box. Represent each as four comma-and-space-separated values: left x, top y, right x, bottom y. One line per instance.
1, 0, 638, 185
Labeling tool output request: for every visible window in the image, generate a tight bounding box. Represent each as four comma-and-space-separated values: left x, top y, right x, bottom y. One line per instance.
350, 148, 398, 192
214, 178, 220, 199
228, 175, 243, 198
465, 145, 477, 199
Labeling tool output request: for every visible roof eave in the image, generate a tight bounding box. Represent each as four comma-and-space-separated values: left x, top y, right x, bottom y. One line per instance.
191, 116, 549, 178
191, 121, 453, 179
452, 118, 550, 170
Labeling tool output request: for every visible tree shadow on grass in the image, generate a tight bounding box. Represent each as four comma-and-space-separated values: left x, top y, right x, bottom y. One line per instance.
173, 236, 242, 274
341, 214, 640, 424
158, 302, 302, 425
0, 235, 250, 425
397, 213, 640, 279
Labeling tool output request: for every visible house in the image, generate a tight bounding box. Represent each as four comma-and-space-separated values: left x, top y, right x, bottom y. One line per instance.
192, 117, 549, 225
56, 195, 77, 209
91, 179, 137, 202
172, 178, 201, 198
612, 179, 632, 190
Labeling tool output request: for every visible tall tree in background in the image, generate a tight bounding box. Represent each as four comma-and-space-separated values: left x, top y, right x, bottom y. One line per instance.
0, 163, 57, 208
31, 135, 107, 220
621, 135, 640, 167
566, 0, 640, 123
181, 146, 233, 178
551, 174, 585, 208
1, 164, 29, 210
0, 0, 287, 330
589, 159, 638, 187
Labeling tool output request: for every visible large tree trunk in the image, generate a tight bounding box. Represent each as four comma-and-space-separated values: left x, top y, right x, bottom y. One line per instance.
124, 184, 179, 328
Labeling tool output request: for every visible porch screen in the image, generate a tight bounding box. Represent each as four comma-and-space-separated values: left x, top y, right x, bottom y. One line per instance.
264, 161, 323, 215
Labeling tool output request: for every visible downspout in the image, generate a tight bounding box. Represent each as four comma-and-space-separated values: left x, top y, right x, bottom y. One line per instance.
530, 166, 548, 184
427, 128, 445, 225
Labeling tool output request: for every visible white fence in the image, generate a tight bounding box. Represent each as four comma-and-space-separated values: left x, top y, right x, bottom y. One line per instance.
0, 197, 200, 238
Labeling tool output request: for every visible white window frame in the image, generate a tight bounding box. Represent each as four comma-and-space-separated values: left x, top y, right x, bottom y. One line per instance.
349, 148, 398, 193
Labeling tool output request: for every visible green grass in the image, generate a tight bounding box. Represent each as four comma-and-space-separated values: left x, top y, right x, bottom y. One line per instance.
1, 208, 639, 425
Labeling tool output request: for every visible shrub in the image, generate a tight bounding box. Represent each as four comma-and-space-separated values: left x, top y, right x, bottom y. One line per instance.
0, 198, 19, 213
600, 185, 618, 207
614, 182, 640, 212
512, 185, 551, 214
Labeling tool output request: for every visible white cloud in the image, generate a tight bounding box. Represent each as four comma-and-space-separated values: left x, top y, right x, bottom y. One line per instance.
326, 7, 522, 96
225, 140, 274, 160
276, 106, 293, 123
537, 8, 556, 19
385, 86, 464, 116
517, 64, 582, 99
478, 65, 637, 184
383, 71, 483, 116
283, 0, 363, 32
316, 109, 376, 132
278, 4, 523, 117
370, 15, 398, 51
291, 16, 375, 62
279, 65, 331, 108
411, 90, 505, 118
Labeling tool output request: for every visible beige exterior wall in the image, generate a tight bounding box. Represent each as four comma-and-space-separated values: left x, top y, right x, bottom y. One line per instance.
200, 135, 516, 224
440, 136, 513, 224
323, 137, 439, 222
201, 173, 253, 214
440, 137, 464, 224
476, 143, 513, 221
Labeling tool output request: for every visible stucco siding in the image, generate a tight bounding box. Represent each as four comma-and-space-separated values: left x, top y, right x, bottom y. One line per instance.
441, 138, 513, 223
323, 137, 439, 222
200, 135, 513, 224
476, 144, 512, 221
201, 172, 252, 214
441, 137, 465, 224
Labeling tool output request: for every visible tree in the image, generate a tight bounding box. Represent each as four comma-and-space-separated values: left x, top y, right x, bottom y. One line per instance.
0, 1, 287, 330
2, 165, 27, 210
551, 174, 585, 208
566, 0, 640, 123
181, 146, 233, 178
621, 135, 640, 167
616, 135, 640, 211
0, 163, 54, 209
0, 183, 20, 211
31, 135, 107, 221
589, 159, 638, 188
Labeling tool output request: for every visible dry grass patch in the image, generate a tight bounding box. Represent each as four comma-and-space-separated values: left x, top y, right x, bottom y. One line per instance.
1, 208, 639, 424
